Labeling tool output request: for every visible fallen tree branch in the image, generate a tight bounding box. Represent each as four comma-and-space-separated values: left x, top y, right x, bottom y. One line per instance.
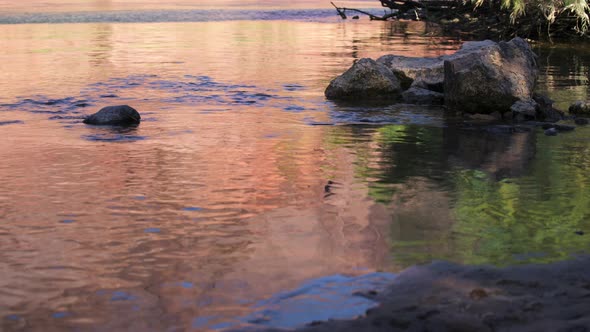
330, 2, 397, 20
330, 2, 347, 19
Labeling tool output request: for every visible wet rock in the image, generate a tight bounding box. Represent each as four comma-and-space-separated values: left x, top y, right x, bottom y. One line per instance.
444, 37, 538, 114
575, 118, 589, 125
377, 55, 446, 91
544, 123, 576, 132
377, 40, 498, 92
534, 93, 564, 121
569, 100, 590, 115
544, 128, 558, 136
83, 105, 141, 126
401, 87, 444, 104
329, 38, 540, 112
325, 58, 402, 101
511, 99, 537, 120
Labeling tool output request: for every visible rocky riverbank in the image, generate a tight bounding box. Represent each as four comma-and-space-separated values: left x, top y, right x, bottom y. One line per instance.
249, 256, 590, 332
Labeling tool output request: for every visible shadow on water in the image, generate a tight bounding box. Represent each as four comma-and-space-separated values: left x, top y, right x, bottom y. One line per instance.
82, 125, 146, 142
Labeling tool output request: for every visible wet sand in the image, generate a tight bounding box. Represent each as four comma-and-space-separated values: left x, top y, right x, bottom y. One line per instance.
253, 256, 590, 332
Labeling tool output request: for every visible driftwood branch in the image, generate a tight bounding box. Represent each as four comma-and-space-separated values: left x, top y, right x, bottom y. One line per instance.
330, 2, 397, 20
330, 2, 347, 19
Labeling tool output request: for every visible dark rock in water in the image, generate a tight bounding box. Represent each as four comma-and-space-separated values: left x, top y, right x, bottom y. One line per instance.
569, 100, 590, 115
83, 105, 141, 126
554, 124, 575, 132
543, 123, 575, 132
534, 93, 563, 121
575, 118, 589, 125
444, 38, 538, 114
575, 231, 585, 235
352, 15, 359, 19
544, 128, 558, 136
511, 99, 537, 121
401, 87, 444, 105
325, 58, 402, 101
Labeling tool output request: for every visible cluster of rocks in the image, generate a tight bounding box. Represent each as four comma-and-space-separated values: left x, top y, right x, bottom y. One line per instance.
325, 37, 565, 122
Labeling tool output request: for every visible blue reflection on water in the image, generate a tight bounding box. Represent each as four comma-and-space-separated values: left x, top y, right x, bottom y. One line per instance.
196, 272, 396, 330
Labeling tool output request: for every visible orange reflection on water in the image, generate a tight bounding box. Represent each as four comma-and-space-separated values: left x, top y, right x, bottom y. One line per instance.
0, 18, 460, 331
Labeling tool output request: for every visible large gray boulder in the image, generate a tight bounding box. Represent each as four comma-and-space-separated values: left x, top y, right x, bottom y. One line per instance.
324, 58, 402, 101
376, 40, 497, 92
376, 56, 444, 91
83, 105, 141, 126
444, 37, 538, 114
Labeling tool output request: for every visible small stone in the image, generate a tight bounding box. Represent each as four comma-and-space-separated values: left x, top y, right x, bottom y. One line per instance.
575, 231, 585, 235
544, 128, 558, 136
470, 288, 489, 300
352, 15, 360, 19
569, 100, 590, 115
575, 118, 589, 125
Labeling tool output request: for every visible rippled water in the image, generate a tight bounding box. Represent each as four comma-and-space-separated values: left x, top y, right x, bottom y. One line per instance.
1, 4, 590, 331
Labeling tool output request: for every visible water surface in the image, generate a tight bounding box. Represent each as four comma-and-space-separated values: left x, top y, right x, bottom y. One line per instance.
1, 5, 590, 332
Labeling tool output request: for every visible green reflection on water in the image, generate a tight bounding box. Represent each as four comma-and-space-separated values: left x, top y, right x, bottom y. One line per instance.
331, 122, 590, 267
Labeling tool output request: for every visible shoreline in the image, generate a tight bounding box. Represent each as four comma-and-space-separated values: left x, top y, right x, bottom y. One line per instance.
250, 256, 590, 331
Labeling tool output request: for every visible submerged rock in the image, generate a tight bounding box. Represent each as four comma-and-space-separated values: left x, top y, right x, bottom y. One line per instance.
324, 58, 402, 101
401, 87, 444, 105
444, 37, 538, 114
575, 118, 589, 125
533, 93, 563, 122
83, 105, 141, 126
544, 127, 558, 136
569, 100, 590, 115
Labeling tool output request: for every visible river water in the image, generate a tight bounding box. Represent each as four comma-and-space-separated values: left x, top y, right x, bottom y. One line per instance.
1, 2, 589, 331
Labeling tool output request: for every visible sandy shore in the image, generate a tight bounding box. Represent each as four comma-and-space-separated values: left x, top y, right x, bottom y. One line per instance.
247, 256, 590, 332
